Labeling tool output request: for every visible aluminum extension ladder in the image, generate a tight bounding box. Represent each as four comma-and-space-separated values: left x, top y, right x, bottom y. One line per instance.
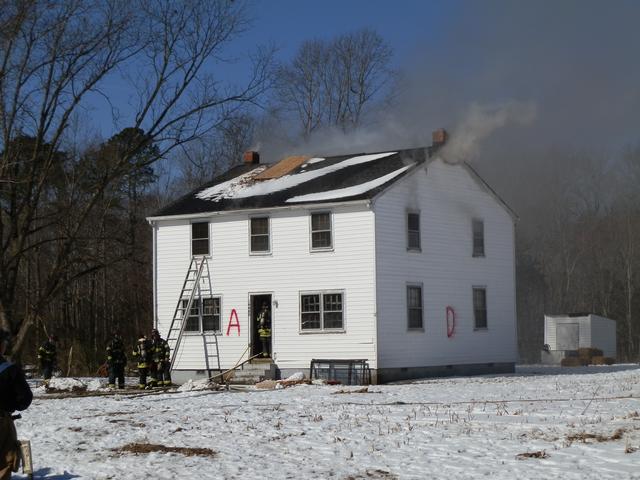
166, 256, 221, 376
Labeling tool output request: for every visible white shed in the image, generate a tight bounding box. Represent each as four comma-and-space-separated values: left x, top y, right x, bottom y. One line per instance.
544, 313, 617, 359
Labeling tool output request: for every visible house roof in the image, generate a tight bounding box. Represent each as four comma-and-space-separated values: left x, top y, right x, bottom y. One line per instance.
148, 145, 517, 220
150, 147, 431, 218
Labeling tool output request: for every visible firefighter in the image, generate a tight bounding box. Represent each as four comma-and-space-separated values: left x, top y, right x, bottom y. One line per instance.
257, 303, 271, 358
106, 332, 127, 389
150, 329, 172, 387
131, 334, 151, 389
0, 329, 33, 480
37, 334, 57, 381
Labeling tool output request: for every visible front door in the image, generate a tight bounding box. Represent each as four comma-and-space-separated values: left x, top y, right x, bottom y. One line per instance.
250, 294, 272, 358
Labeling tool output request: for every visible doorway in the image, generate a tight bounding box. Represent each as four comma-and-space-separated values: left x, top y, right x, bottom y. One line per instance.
250, 294, 272, 358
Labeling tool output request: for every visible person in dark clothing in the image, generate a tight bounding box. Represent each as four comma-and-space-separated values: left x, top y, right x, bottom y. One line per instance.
106, 332, 127, 389
150, 329, 172, 387
257, 303, 271, 358
37, 335, 57, 381
0, 329, 33, 480
131, 334, 151, 389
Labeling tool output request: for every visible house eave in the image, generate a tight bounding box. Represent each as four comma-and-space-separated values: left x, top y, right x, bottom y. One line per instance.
146, 199, 372, 223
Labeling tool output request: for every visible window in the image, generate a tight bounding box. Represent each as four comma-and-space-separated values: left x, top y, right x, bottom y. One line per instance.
182, 297, 221, 333
407, 211, 421, 250
407, 285, 423, 329
473, 287, 487, 329
300, 291, 344, 331
192, 222, 210, 256
250, 217, 270, 253
311, 212, 332, 250
472, 219, 484, 257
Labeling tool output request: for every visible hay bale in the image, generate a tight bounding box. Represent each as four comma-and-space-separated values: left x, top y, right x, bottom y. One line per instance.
603, 357, 615, 365
590, 356, 606, 365
578, 347, 603, 359
561, 357, 582, 367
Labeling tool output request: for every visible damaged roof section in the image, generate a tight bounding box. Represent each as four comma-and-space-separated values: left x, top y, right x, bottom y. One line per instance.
152, 147, 430, 217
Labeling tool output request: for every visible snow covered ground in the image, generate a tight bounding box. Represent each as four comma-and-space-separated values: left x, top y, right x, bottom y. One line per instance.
11, 365, 640, 479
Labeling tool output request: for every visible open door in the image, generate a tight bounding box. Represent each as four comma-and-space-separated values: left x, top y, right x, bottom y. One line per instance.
250, 294, 272, 358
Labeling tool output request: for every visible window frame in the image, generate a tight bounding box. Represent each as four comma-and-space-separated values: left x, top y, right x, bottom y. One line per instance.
472, 286, 487, 330
249, 216, 271, 255
472, 218, 485, 257
191, 221, 210, 256
406, 210, 421, 251
406, 283, 424, 331
181, 296, 222, 334
309, 211, 333, 252
299, 290, 345, 333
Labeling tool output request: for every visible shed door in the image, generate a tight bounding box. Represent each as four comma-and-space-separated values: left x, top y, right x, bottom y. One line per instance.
556, 323, 579, 350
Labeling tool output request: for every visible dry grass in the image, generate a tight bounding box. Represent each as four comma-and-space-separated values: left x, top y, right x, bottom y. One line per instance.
113, 442, 216, 457
344, 469, 399, 479
566, 428, 626, 444
332, 387, 370, 395
516, 450, 549, 460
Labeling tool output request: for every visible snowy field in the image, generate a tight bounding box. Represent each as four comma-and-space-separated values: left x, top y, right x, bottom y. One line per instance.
11, 365, 640, 480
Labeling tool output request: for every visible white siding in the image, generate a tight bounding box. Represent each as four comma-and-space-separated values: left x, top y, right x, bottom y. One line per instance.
373, 159, 517, 368
590, 315, 617, 358
154, 205, 377, 371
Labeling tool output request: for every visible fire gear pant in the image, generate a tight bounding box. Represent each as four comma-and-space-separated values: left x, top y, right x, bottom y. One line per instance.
260, 337, 270, 357
42, 363, 53, 380
157, 362, 171, 385
0, 416, 20, 480
137, 367, 148, 389
148, 364, 158, 387
108, 364, 125, 389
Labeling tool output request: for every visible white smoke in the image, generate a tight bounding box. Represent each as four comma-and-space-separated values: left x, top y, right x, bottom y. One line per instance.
441, 101, 537, 163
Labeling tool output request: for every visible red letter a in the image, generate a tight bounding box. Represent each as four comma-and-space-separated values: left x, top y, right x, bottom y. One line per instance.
226, 308, 241, 336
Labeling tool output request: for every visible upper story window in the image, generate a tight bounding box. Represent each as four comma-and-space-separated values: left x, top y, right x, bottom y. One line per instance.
311, 212, 332, 250
250, 217, 270, 253
407, 211, 421, 251
300, 291, 344, 331
183, 297, 221, 333
407, 285, 423, 330
191, 222, 210, 256
473, 287, 487, 329
472, 219, 484, 257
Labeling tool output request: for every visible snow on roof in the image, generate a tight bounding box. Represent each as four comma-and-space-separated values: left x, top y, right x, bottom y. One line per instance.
286, 165, 411, 203
196, 152, 396, 202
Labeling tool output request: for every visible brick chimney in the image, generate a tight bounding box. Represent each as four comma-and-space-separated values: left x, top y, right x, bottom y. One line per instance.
243, 150, 260, 165
432, 128, 448, 149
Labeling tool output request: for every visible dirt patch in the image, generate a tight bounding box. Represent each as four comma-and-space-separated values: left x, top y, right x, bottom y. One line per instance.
516, 450, 549, 460
566, 428, 625, 444
332, 387, 371, 395
113, 442, 216, 457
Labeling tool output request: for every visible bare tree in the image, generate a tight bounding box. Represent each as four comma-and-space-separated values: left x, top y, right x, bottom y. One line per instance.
0, 0, 272, 357
275, 28, 394, 138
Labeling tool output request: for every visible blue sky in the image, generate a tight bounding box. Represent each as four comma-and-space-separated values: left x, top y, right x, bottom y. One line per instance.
89, 0, 458, 138
88, 0, 640, 157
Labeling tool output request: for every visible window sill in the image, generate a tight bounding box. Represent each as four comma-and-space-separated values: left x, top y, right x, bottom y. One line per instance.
310, 247, 334, 253
249, 251, 272, 256
472, 254, 486, 258
473, 327, 488, 331
407, 248, 422, 253
299, 329, 345, 334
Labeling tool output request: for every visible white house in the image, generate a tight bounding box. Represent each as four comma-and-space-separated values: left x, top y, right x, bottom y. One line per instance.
147, 130, 518, 384
543, 313, 617, 362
